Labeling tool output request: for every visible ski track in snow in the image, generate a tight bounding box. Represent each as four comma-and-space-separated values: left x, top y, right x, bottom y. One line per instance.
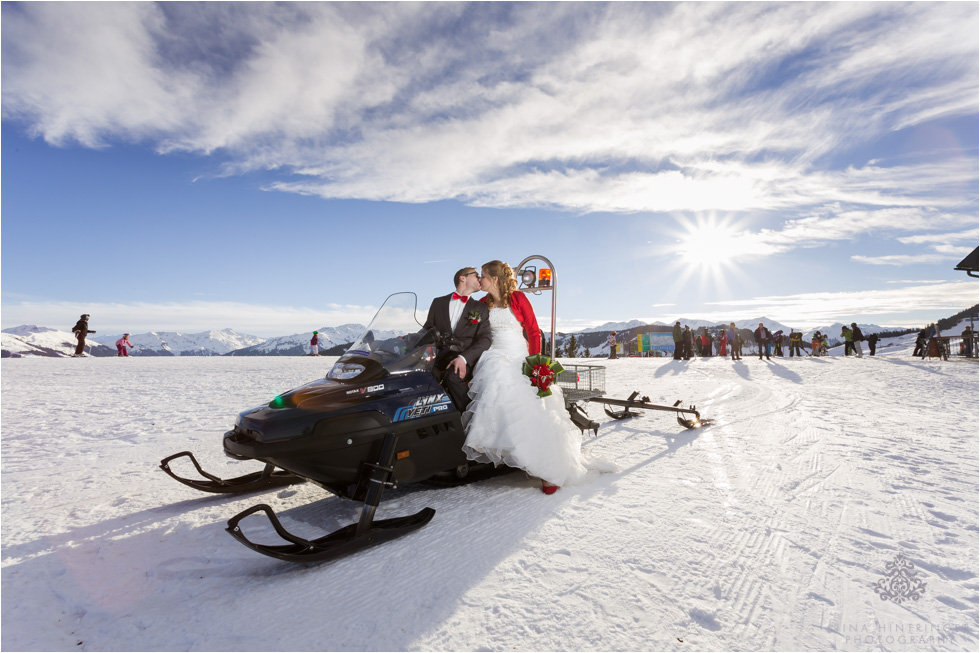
1, 354, 977, 651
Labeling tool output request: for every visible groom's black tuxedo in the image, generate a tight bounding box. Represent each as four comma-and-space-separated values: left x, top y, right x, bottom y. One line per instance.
423, 293, 491, 410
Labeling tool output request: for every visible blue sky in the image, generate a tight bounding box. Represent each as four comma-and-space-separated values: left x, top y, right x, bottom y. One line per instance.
2, 2, 978, 337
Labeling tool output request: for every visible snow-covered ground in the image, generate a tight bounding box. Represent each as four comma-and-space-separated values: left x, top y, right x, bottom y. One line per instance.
2, 339, 977, 651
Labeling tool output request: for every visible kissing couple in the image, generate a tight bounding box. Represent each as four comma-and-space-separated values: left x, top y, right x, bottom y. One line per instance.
423, 260, 613, 495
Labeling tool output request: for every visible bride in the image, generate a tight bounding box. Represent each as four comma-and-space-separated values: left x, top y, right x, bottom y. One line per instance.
462, 260, 612, 494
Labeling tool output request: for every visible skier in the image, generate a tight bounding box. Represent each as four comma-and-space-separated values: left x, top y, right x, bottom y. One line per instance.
608, 331, 618, 359
962, 326, 974, 358
115, 333, 134, 357
773, 331, 784, 357
841, 325, 853, 356
71, 314, 96, 357
310, 331, 320, 356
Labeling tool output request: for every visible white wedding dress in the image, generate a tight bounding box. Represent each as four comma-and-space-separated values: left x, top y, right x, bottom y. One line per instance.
462, 307, 613, 486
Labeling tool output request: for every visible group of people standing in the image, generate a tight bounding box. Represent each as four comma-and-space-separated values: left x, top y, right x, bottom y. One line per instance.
671, 322, 812, 361
667, 320, 885, 360
838, 323, 878, 357
671, 322, 746, 360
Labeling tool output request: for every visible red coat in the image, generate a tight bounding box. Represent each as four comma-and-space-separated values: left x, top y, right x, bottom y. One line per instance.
481, 292, 542, 355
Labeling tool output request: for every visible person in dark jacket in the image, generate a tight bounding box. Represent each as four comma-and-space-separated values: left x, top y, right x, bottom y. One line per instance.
962, 326, 974, 358
788, 330, 803, 357
727, 322, 740, 360
913, 329, 927, 357
672, 321, 683, 360
71, 314, 95, 357
754, 323, 771, 360
773, 330, 784, 357
423, 266, 491, 410
867, 332, 879, 356
850, 323, 865, 358
682, 326, 694, 360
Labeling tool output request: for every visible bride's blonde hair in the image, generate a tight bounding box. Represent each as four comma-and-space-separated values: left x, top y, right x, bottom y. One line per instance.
482, 260, 518, 308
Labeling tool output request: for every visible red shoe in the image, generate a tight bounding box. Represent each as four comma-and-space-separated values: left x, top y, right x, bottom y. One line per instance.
541, 482, 559, 495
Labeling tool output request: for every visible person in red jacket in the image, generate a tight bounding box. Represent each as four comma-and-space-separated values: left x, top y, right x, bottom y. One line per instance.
461, 260, 612, 496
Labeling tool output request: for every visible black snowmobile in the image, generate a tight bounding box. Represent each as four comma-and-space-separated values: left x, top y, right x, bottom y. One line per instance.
161, 291, 489, 562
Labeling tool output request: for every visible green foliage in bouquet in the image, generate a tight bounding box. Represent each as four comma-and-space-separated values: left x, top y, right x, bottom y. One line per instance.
522, 354, 565, 398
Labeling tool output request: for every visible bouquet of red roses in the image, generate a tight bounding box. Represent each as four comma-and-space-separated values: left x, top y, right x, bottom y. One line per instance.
522, 354, 565, 398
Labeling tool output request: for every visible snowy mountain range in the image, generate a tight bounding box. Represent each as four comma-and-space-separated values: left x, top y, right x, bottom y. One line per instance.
91, 329, 265, 356
576, 319, 648, 333
227, 324, 395, 357
1, 324, 392, 358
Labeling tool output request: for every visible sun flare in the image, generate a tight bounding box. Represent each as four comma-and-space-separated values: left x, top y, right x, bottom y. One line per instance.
673, 213, 762, 274
678, 224, 741, 269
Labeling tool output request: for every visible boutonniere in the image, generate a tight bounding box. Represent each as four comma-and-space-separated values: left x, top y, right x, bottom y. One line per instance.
467, 310, 481, 324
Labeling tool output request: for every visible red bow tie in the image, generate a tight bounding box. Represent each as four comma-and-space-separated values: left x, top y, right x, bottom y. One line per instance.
452, 293, 469, 302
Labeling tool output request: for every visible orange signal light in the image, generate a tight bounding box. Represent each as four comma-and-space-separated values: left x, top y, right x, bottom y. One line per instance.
538, 268, 552, 287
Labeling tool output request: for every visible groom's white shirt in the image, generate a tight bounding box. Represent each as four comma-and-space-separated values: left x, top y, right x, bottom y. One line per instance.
448, 295, 469, 332
447, 294, 473, 365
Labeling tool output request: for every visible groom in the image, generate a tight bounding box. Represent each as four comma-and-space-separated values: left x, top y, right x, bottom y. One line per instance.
423, 267, 492, 412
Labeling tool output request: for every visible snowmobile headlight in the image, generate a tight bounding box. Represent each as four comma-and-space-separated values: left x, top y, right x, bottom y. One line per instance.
269, 395, 287, 409
327, 362, 366, 381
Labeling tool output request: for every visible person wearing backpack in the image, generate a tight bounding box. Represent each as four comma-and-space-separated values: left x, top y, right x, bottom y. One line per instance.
71, 314, 95, 357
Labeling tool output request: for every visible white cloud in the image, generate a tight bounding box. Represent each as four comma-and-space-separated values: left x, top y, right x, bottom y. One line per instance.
691, 281, 978, 327
851, 254, 956, 266
898, 229, 979, 245
2, 3, 976, 219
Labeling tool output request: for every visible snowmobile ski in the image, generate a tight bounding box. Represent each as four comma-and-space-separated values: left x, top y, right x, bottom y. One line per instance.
159, 451, 304, 494
226, 503, 436, 563
226, 430, 435, 562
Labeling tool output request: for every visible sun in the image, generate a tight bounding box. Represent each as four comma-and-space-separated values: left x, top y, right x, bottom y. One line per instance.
674, 215, 752, 272
678, 224, 741, 269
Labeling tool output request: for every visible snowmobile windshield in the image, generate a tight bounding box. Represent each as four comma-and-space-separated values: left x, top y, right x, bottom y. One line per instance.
327, 292, 438, 383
